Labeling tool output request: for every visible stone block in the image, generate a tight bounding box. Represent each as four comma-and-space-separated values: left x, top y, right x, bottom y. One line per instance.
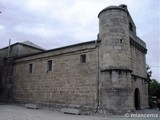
25, 103, 39, 109
61, 108, 80, 115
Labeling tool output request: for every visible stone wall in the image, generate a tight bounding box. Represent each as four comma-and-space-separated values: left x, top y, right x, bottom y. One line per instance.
99, 8, 131, 70
130, 40, 147, 78
0, 58, 14, 101
130, 31, 148, 109
14, 43, 98, 110
132, 77, 148, 109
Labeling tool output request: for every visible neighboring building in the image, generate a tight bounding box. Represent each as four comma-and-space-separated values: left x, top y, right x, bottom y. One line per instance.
0, 41, 45, 58
0, 41, 44, 101
0, 5, 148, 113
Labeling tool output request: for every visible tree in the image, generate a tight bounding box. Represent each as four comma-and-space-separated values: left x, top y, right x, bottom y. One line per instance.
148, 79, 160, 97
146, 64, 160, 97
146, 64, 152, 83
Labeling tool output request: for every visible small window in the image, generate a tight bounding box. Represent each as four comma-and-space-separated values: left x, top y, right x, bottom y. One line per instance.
120, 39, 123, 43
29, 63, 33, 73
80, 54, 86, 63
47, 60, 52, 71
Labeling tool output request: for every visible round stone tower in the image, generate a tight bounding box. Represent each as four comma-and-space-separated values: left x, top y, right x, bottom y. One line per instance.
98, 4, 131, 70
98, 5, 134, 113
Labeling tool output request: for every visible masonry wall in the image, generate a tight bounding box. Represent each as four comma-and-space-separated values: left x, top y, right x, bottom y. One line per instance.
99, 9, 131, 70
132, 78, 148, 109
130, 39, 148, 109
14, 43, 98, 109
15, 44, 43, 56
130, 43, 147, 78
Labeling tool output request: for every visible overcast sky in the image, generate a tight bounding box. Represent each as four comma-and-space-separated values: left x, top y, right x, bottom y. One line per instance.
0, 0, 159, 81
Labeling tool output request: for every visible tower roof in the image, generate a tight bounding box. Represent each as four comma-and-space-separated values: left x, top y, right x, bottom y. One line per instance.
98, 4, 129, 18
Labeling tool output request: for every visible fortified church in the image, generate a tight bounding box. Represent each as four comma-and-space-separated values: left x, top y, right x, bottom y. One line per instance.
0, 4, 148, 113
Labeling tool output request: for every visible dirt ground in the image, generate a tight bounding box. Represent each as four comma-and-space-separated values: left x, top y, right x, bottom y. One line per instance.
0, 104, 159, 120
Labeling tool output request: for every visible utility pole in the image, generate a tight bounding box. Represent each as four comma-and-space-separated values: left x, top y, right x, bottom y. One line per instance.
7, 39, 11, 58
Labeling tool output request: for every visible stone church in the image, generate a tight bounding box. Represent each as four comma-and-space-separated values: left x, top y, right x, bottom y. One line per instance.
0, 4, 148, 113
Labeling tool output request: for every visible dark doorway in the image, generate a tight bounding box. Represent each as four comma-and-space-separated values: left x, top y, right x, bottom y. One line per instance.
134, 88, 140, 110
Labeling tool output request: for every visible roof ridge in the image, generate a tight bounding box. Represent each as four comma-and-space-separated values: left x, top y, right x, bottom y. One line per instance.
20, 41, 45, 50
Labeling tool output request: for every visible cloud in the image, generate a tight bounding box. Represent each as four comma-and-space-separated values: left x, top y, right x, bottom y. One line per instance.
0, 25, 5, 32
26, 0, 50, 12
14, 24, 56, 38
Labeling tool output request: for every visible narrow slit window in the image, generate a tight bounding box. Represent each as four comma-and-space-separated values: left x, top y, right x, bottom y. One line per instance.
47, 60, 52, 71
80, 54, 86, 63
129, 22, 133, 32
120, 39, 123, 43
29, 63, 33, 73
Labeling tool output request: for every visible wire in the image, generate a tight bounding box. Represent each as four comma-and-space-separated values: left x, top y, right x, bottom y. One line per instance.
150, 66, 160, 68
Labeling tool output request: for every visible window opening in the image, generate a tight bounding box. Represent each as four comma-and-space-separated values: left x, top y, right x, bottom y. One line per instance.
29, 63, 33, 73
129, 22, 133, 32
47, 60, 52, 71
80, 54, 86, 63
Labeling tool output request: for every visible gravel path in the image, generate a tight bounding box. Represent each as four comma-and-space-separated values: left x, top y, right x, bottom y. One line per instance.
0, 105, 160, 120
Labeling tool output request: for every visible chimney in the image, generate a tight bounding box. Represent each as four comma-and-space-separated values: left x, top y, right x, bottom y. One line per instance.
119, 4, 127, 10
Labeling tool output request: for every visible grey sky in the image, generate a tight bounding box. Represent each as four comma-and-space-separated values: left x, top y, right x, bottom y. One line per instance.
0, 0, 159, 81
